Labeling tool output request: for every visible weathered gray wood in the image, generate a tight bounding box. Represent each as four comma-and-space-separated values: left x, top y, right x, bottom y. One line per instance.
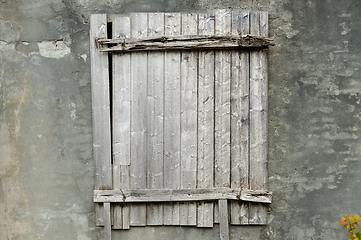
103, 202, 111, 240
122, 202, 130, 229
94, 188, 272, 203
129, 12, 148, 227
112, 149, 122, 214
214, 201, 220, 223
219, 199, 229, 240
90, 14, 112, 227
249, 11, 268, 225
112, 15, 131, 230
96, 35, 273, 52
179, 13, 198, 227
95, 204, 104, 226
112, 203, 122, 229
163, 12, 182, 226
146, 12, 165, 226
197, 13, 215, 228
92, 10, 271, 232
214, 9, 231, 189
120, 166, 130, 229
112, 16, 131, 167
230, 10, 250, 225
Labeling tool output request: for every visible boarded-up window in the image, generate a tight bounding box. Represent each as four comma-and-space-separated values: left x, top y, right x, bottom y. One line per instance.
90, 9, 272, 240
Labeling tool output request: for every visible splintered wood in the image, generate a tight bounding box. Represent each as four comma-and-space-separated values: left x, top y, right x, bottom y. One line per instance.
91, 9, 270, 240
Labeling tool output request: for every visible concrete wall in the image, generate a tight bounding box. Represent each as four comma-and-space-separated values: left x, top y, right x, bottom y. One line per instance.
1, 0, 360, 239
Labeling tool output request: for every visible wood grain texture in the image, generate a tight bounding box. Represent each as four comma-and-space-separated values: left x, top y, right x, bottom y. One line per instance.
214, 9, 231, 189
249, 11, 268, 225
90, 14, 112, 227
197, 13, 215, 228
92, 10, 270, 232
179, 13, 198, 226
219, 199, 229, 240
163, 12, 182, 226
94, 188, 272, 203
97, 35, 273, 52
112, 203, 122, 229
129, 12, 148, 227
146, 12, 165, 226
214, 9, 232, 232
230, 10, 251, 225
103, 202, 111, 240
112, 15, 131, 230
112, 16, 131, 167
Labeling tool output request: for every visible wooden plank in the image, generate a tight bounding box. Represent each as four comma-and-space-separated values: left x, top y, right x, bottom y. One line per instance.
163, 12, 182, 226
103, 202, 111, 240
214, 201, 219, 223
214, 9, 231, 188
90, 14, 112, 227
179, 12, 198, 227
230, 10, 250, 225
97, 35, 273, 52
197, 13, 215, 228
94, 188, 272, 203
112, 15, 131, 230
219, 199, 229, 240
112, 203, 122, 229
120, 166, 130, 229
122, 203, 130, 229
129, 12, 148, 227
112, 16, 131, 167
146, 12, 165, 226
249, 11, 268, 225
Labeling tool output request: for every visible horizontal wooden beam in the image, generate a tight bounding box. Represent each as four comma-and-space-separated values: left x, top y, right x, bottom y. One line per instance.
95, 35, 274, 52
94, 188, 272, 203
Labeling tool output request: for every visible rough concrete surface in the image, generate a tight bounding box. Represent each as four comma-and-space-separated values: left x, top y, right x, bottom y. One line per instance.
1, 0, 361, 239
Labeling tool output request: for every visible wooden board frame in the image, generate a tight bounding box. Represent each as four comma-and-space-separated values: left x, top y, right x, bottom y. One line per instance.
90, 10, 271, 240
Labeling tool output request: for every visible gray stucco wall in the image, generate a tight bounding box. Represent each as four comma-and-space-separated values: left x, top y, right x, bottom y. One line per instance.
1, 0, 361, 239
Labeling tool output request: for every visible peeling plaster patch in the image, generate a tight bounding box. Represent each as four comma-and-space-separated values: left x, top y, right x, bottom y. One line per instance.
80, 54, 87, 62
329, 52, 334, 61
340, 13, 351, 18
71, 110, 77, 120
38, 40, 70, 59
334, 41, 349, 53
340, 22, 350, 35
38, 204, 92, 240
0, 41, 15, 51
278, 11, 299, 39
0, 20, 22, 43
322, 132, 357, 140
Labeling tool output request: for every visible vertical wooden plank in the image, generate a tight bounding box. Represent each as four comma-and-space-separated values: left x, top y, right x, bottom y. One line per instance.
103, 202, 111, 240
214, 201, 219, 223
112, 16, 131, 168
230, 10, 250, 225
249, 11, 268, 225
130, 12, 148, 227
214, 9, 231, 189
112, 203, 122, 229
112, 175, 122, 229
197, 13, 215, 228
179, 13, 198, 226
219, 199, 229, 240
147, 12, 165, 226
90, 14, 112, 227
163, 12, 182, 226
122, 202, 130, 229
112, 15, 131, 229
95, 204, 105, 227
